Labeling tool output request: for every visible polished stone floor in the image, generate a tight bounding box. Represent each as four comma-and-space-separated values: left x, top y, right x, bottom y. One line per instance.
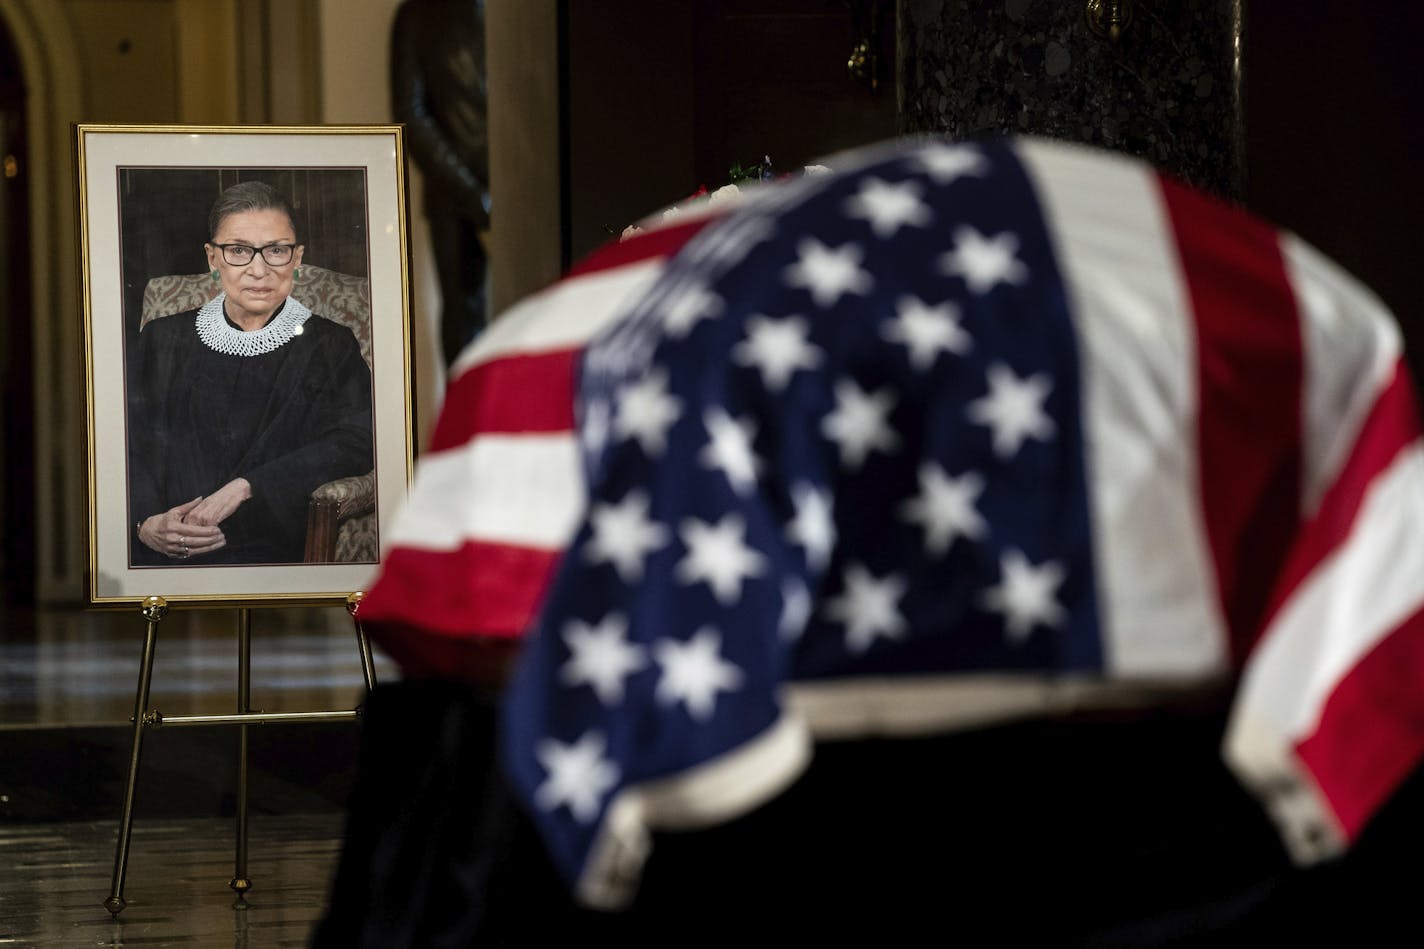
0, 602, 397, 946
1, 603, 396, 727
1, 814, 345, 947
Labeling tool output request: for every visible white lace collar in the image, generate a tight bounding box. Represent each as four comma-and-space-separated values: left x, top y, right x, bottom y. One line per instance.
195, 293, 313, 357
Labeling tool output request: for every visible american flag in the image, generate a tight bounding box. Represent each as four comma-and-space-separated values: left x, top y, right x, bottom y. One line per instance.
360, 137, 1424, 908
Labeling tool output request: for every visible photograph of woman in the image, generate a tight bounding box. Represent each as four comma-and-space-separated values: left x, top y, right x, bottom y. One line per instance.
126, 179, 375, 566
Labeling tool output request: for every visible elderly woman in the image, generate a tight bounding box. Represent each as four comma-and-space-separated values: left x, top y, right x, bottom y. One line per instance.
128, 180, 374, 565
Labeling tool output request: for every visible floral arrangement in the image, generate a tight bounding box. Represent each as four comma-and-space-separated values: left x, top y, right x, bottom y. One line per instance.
619, 156, 831, 241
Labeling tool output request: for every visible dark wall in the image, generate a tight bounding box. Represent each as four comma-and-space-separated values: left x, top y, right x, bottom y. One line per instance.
690, 0, 897, 192
898, 0, 1244, 199
893, 0, 1424, 368
0, 18, 32, 603
564, 0, 897, 265
565, 1, 697, 262
1243, 3, 1424, 363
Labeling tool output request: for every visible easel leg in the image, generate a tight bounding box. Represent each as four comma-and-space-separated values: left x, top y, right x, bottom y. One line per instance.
105, 595, 169, 917
229, 608, 253, 904
347, 592, 378, 695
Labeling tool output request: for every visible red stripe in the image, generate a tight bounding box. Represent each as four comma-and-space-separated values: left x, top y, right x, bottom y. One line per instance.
1159, 177, 1304, 663
420, 216, 720, 454
564, 216, 719, 280
429, 349, 579, 451
360, 540, 563, 644
1295, 601, 1424, 840
1261, 364, 1421, 629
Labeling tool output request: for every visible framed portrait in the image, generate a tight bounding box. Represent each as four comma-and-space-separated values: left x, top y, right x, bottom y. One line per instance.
76, 125, 414, 606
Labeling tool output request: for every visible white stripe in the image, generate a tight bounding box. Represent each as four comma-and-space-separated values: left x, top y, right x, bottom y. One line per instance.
1017, 138, 1228, 678
384, 434, 585, 551
1229, 440, 1424, 752
1223, 440, 1424, 863
1284, 232, 1402, 516
788, 673, 1220, 738
449, 259, 666, 377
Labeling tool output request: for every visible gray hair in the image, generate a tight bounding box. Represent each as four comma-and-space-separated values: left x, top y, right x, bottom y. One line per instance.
207, 180, 299, 242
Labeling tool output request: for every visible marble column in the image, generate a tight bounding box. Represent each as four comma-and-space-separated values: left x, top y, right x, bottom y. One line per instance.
897, 0, 1244, 199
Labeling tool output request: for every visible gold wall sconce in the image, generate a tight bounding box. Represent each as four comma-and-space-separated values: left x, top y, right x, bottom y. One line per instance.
1086, 0, 1134, 41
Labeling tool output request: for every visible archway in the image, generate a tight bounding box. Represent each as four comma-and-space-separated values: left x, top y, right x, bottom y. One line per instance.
0, 0, 83, 602
0, 15, 32, 603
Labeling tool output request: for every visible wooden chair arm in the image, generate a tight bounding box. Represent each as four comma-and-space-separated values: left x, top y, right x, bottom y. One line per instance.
303, 471, 376, 563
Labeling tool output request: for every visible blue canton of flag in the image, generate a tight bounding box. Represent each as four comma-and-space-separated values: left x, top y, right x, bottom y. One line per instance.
502, 141, 1107, 905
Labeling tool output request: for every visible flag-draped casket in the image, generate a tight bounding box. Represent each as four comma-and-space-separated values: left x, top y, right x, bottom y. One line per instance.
359, 137, 1424, 908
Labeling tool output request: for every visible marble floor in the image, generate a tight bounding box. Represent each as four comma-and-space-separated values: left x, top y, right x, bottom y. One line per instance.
0, 602, 397, 946
0, 814, 345, 947
0, 603, 397, 727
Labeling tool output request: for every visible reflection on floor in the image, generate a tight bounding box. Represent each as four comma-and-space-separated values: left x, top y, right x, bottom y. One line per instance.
2, 809, 346, 940
0, 603, 398, 945
1, 603, 399, 727
1, 815, 344, 948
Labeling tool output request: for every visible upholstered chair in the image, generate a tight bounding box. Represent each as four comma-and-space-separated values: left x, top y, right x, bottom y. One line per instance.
138, 265, 377, 563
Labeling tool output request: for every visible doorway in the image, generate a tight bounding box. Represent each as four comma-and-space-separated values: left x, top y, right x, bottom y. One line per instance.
0, 16, 35, 604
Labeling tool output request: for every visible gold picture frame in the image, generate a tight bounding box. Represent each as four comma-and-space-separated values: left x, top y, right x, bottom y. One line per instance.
76, 124, 414, 606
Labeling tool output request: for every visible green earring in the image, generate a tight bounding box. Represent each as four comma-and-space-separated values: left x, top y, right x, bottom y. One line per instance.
210, 269, 219, 281
295, 267, 303, 279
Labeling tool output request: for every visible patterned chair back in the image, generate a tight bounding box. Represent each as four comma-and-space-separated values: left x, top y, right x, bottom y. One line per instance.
139, 265, 373, 368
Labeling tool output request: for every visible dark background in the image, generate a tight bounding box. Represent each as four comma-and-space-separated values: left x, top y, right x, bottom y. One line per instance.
1243, 2, 1424, 380
563, 1, 1424, 368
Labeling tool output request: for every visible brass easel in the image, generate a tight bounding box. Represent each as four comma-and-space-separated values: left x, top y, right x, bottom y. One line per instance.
104, 592, 377, 917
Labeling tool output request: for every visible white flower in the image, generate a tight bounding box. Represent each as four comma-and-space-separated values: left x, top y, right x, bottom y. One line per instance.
709, 183, 743, 207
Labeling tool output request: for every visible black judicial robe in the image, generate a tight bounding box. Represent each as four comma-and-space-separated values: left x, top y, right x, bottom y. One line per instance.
127, 306, 374, 565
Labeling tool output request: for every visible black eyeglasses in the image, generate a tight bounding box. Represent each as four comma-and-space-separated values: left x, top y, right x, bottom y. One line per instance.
210, 242, 299, 266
